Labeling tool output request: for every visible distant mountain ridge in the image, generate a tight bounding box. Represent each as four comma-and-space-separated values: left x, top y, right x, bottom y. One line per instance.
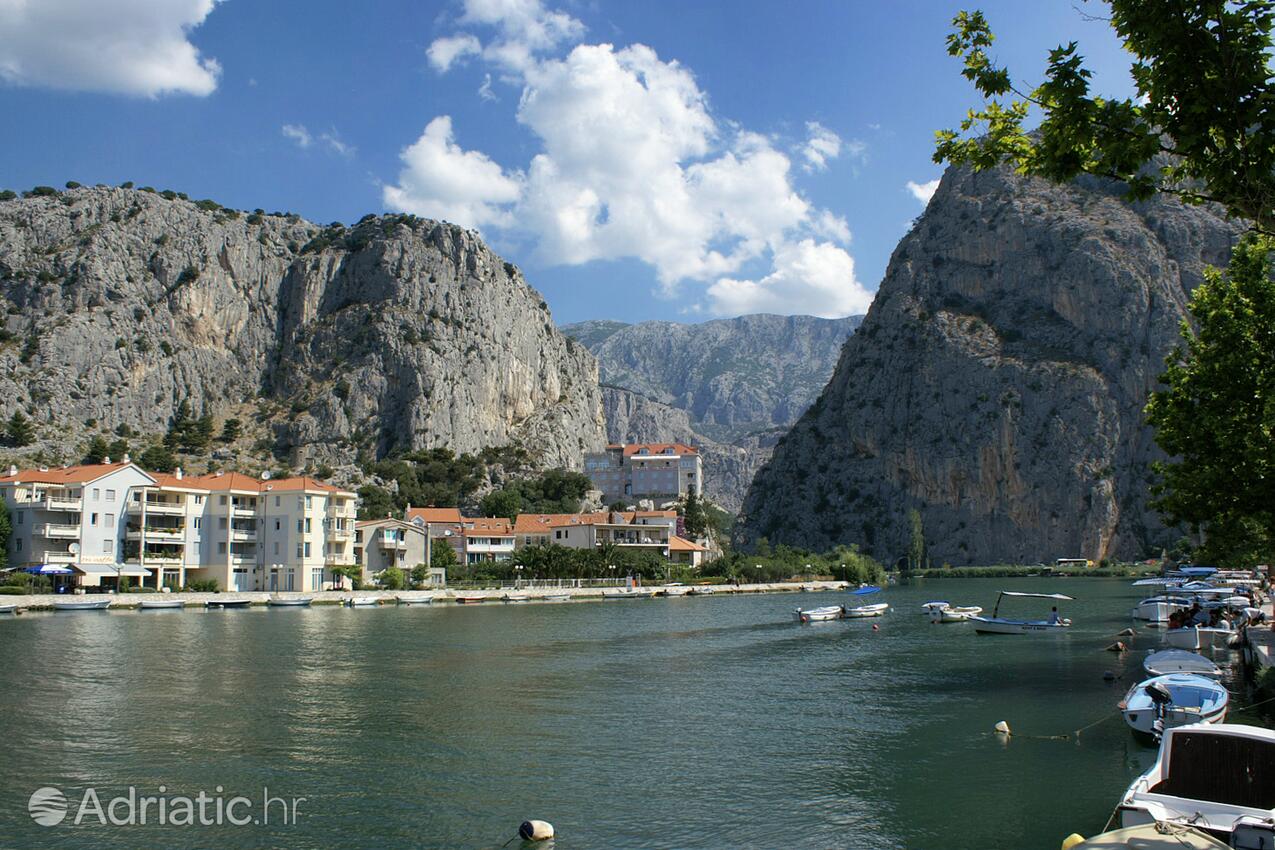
564, 313, 861, 511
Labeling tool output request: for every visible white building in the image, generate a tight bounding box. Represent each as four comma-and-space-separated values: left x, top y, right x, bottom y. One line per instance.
583, 443, 703, 503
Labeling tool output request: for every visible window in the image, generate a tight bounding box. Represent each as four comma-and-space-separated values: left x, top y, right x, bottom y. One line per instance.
275, 520, 281, 531
15, 510, 22, 525
194, 495, 203, 505
105, 489, 115, 502
275, 496, 280, 507
296, 544, 303, 558
274, 542, 279, 555
104, 513, 114, 527
131, 491, 140, 502
193, 518, 201, 530
219, 495, 227, 506
304, 542, 311, 557
306, 495, 312, 509
311, 568, 324, 591
90, 513, 98, 527
297, 497, 303, 511
102, 540, 112, 554
296, 519, 303, 534
218, 517, 227, 530
15, 539, 20, 551
92, 488, 100, 500
304, 518, 311, 533
218, 542, 226, 554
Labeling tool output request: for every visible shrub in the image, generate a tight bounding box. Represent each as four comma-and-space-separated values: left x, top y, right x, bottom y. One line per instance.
184, 579, 219, 593
65, 181, 81, 189
120, 181, 134, 189
25, 186, 58, 197
0, 190, 15, 201
0, 586, 27, 596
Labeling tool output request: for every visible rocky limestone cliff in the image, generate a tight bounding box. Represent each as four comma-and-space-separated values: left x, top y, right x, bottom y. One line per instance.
0, 186, 605, 473
737, 167, 1239, 564
565, 314, 859, 511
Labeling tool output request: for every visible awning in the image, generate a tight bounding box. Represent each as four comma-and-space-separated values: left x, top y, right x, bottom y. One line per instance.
75, 564, 153, 578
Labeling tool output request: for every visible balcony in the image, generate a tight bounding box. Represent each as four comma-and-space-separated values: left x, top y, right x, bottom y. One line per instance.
229, 553, 257, 565
378, 537, 407, 550
128, 499, 185, 515
141, 554, 182, 565
43, 494, 82, 512
126, 527, 186, 542
40, 550, 77, 564
33, 523, 80, 539
326, 526, 352, 540
229, 528, 258, 542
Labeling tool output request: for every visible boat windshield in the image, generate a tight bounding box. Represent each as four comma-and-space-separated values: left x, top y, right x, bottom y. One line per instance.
1152, 731, 1275, 809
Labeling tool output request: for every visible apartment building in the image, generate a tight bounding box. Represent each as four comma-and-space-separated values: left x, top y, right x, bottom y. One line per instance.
583, 443, 703, 503
461, 517, 515, 564
1, 460, 358, 592
406, 506, 465, 561
513, 511, 676, 558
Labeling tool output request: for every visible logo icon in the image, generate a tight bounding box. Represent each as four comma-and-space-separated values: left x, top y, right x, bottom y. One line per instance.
28, 787, 67, 827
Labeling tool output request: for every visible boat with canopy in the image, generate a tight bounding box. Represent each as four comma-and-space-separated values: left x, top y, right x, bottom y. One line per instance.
969, 591, 1073, 635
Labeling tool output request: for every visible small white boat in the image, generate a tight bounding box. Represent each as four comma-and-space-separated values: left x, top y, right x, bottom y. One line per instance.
137, 598, 186, 610
0, 602, 19, 614
501, 593, 530, 603
1164, 624, 1233, 651
923, 601, 982, 623
52, 597, 113, 611
602, 589, 655, 600
845, 602, 889, 618
970, 591, 1073, 635
920, 601, 950, 615
1120, 674, 1229, 742
1131, 595, 1192, 622
396, 595, 435, 605
662, 586, 691, 597
345, 597, 380, 607
454, 595, 488, 604
1143, 649, 1223, 679
541, 593, 571, 602
267, 597, 313, 608
795, 605, 844, 623
1119, 723, 1275, 846
687, 586, 716, 596
205, 598, 251, 609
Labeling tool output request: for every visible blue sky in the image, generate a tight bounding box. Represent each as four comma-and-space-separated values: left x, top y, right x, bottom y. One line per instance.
0, 0, 1136, 325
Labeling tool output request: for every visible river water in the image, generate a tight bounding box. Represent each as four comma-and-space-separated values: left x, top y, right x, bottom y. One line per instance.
0, 577, 1262, 849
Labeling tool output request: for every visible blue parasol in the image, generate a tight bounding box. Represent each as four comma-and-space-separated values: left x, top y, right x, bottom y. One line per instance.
25, 564, 74, 575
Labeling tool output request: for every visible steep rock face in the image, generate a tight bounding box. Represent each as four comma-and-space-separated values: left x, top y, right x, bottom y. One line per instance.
565, 314, 860, 443
737, 167, 1238, 564
0, 187, 605, 470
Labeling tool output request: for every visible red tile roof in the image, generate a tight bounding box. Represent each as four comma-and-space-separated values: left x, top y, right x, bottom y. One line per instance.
668, 535, 707, 552
622, 443, 698, 457
0, 461, 141, 485
407, 507, 463, 524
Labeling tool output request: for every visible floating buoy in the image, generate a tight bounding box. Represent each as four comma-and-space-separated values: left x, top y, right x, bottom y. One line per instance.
1118, 628, 1135, 637
871, 624, 879, 631
1061, 833, 1085, 850
519, 820, 555, 841
994, 720, 1011, 735
1105, 641, 1127, 652
1102, 670, 1117, 682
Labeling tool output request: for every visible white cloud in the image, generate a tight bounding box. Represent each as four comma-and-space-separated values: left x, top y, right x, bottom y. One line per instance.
282, 124, 313, 149
707, 239, 872, 318
389, 4, 869, 318
907, 178, 941, 206
383, 115, 522, 229
0, 0, 222, 97
801, 121, 842, 172
426, 33, 481, 72
320, 129, 354, 157
478, 73, 497, 101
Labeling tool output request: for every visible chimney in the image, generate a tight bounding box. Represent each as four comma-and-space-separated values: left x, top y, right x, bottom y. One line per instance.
175, 467, 183, 480
38, 465, 48, 472
7, 465, 15, 476
103, 456, 111, 465
122, 453, 130, 464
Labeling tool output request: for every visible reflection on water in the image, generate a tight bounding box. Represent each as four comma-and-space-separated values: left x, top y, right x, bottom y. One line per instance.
0, 579, 1257, 849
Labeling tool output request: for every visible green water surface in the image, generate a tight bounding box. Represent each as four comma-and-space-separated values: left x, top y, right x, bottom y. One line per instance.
0, 578, 1260, 849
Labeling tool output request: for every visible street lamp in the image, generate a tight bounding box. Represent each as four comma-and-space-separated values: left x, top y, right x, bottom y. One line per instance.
514, 564, 524, 589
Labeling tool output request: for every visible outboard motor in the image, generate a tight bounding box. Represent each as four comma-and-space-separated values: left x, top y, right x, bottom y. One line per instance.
1146, 681, 1174, 706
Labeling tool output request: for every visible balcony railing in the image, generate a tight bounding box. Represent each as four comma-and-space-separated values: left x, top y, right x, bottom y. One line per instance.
127, 500, 185, 514
40, 551, 77, 564
43, 495, 82, 511
126, 527, 186, 542
326, 527, 352, 540
378, 538, 407, 550
33, 523, 80, 538
229, 528, 258, 541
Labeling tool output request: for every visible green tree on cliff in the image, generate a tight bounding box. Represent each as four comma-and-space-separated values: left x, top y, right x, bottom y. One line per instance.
939, 1, 1275, 558
6, 411, 34, 447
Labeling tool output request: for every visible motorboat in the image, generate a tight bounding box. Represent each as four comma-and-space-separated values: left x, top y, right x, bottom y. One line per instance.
1118, 723, 1275, 846
920, 601, 950, 615
52, 597, 113, 611
0, 602, 17, 614
1119, 674, 1229, 742
1143, 649, 1223, 679
345, 597, 380, 607
794, 605, 844, 623
661, 586, 691, 597
501, 593, 530, 603
601, 589, 655, 600
687, 586, 716, 596
1131, 595, 1192, 623
266, 597, 313, 607
1166, 625, 1237, 651
137, 598, 186, 610
454, 595, 488, 604
922, 601, 982, 623
396, 595, 435, 605
1064, 823, 1228, 849
541, 593, 571, 602
970, 591, 1073, 634
845, 602, 889, 618
205, 599, 251, 609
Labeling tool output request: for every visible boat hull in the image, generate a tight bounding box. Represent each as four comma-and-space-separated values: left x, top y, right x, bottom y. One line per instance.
137, 599, 186, 610
205, 600, 251, 609
795, 606, 844, 623
1120, 674, 1229, 741
1143, 649, 1223, 679
0, 603, 17, 614
396, 596, 434, 605
266, 599, 313, 607
845, 603, 889, 618
970, 616, 1069, 635
52, 598, 112, 611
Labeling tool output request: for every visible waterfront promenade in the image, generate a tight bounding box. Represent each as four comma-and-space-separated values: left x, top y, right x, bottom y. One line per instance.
0, 580, 851, 610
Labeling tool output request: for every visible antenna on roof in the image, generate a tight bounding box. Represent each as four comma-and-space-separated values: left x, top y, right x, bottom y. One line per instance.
261, 471, 271, 480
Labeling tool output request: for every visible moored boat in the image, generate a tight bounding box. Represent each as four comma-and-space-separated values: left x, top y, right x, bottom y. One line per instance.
501, 593, 530, 603
1143, 649, 1223, 679
1118, 723, 1275, 846
661, 585, 690, 597
137, 598, 186, 610
454, 595, 488, 604
1064, 823, 1228, 849
794, 605, 844, 623
52, 597, 113, 611
686, 586, 715, 596
541, 593, 571, 602
601, 589, 655, 600
345, 597, 380, 607
935, 605, 982, 623
1131, 595, 1192, 623
845, 602, 889, 618
970, 591, 1073, 635
205, 599, 251, 609
266, 597, 313, 607
1119, 673, 1229, 742
396, 595, 435, 605
0, 602, 19, 614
